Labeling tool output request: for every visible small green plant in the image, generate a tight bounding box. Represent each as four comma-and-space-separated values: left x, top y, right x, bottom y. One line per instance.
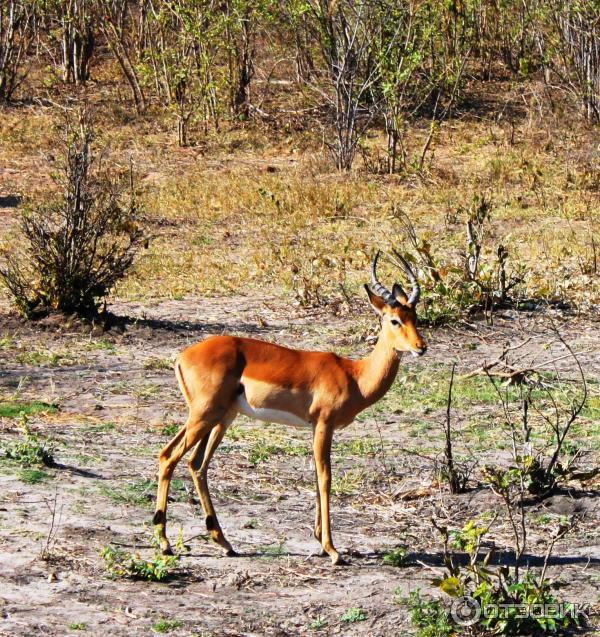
174, 527, 190, 553
152, 618, 183, 633
449, 520, 489, 554
400, 589, 453, 637
474, 571, 580, 635
341, 607, 367, 623
2, 413, 55, 467
310, 616, 326, 630
432, 519, 583, 635
161, 422, 180, 437
382, 545, 410, 567
69, 623, 87, 630
100, 545, 179, 581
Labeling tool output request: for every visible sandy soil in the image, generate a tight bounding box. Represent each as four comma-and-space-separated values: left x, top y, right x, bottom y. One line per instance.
0, 296, 598, 636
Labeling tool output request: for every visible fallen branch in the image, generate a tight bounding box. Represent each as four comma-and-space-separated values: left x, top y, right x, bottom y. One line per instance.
461, 345, 592, 381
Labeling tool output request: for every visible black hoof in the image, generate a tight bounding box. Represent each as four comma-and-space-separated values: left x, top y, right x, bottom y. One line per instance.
161, 546, 174, 556
225, 548, 238, 557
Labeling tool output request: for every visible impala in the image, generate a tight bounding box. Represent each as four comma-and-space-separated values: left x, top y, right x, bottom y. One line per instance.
153, 251, 427, 565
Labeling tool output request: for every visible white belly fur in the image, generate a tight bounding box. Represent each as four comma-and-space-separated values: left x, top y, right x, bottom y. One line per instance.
234, 393, 310, 428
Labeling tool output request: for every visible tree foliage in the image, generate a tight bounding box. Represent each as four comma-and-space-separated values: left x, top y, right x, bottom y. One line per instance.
2, 1, 600, 163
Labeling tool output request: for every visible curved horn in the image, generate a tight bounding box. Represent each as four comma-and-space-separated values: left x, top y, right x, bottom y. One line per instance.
371, 251, 399, 307
392, 250, 421, 305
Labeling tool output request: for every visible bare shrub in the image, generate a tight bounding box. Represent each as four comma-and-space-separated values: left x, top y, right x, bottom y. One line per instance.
0, 116, 146, 317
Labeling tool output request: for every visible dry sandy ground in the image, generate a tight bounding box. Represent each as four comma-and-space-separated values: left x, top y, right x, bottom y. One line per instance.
0, 295, 598, 636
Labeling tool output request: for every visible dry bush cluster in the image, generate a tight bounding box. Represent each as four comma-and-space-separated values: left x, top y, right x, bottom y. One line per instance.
0, 115, 145, 317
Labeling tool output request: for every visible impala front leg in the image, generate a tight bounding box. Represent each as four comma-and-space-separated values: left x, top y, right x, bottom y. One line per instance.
313, 467, 327, 557
313, 421, 343, 566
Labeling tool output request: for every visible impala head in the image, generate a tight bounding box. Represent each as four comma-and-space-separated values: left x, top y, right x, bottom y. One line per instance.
364, 250, 427, 358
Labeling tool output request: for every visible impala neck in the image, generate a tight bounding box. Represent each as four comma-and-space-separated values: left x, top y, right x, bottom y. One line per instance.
354, 327, 400, 408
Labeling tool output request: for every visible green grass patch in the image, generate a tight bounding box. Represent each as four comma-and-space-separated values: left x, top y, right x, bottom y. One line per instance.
260, 542, 286, 558
382, 545, 410, 567
99, 478, 186, 508
228, 425, 310, 465
248, 438, 309, 465
81, 421, 116, 435
19, 468, 53, 484
161, 422, 180, 437
581, 395, 600, 421
16, 350, 79, 367
0, 336, 16, 349
331, 468, 367, 496
84, 338, 117, 353
0, 401, 58, 419
152, 619, 183, 633
334, 438, 379, 457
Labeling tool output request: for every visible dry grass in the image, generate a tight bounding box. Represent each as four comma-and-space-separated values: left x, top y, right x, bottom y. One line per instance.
121, 118, 599, 308
1, 98, 599, 310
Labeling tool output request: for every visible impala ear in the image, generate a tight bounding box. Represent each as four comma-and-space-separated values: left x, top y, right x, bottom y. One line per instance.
364, 284, 386, 316
392, 283, 408, 304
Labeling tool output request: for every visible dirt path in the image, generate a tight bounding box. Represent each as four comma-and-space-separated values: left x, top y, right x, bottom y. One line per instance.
0, 296, 599, 636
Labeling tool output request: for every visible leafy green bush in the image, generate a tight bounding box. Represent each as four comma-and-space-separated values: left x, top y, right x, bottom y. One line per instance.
473, 571, 580, 635
100, 545, 179, 581
433, 520, 583, 635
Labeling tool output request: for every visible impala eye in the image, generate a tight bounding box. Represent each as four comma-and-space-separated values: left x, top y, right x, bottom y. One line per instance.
390, 318, 402, 327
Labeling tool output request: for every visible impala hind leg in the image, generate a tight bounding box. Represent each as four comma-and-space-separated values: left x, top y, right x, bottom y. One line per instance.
313, 422, 343, 566
153, 417, 217, 555
188, 419, 236, 556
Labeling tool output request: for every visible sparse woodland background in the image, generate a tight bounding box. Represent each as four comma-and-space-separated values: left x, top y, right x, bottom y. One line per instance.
0, 0, 599, 315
